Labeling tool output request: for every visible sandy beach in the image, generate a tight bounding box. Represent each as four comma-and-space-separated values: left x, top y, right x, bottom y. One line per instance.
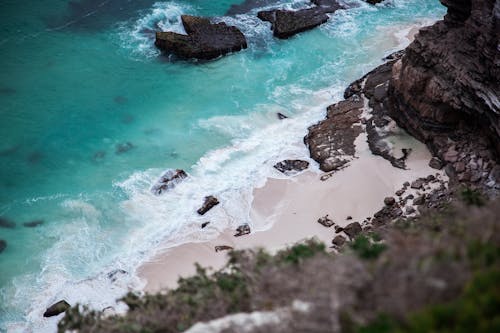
139, 126, 446, 292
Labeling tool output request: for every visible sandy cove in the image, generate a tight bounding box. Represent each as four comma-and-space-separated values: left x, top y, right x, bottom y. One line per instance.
137, 22, 446, 293
139, 127, 446, 292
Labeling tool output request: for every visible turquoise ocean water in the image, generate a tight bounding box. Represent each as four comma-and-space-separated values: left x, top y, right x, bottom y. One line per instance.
0, 0, 445, 331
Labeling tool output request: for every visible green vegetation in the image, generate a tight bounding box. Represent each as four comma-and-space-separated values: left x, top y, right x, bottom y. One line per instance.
350, 233, 386, 260
58, 199, 500, 333
358, 270, 500, 333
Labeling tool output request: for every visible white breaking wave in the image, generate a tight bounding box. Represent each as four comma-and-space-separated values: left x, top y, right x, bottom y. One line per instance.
118, 1, 193, 58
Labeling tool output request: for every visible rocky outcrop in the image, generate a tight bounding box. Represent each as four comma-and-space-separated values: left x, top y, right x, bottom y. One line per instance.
273, 159, 309, 174
387, 0, 499, 154
155, 15, 247, 60
151, 169, 188, 195
197, 196, 220, 215
258, 0, 343, 38
43, 300, 70, 317
305, 95, 363, 172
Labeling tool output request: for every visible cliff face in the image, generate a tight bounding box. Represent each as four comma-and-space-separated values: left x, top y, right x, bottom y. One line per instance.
388, 0, 500, 153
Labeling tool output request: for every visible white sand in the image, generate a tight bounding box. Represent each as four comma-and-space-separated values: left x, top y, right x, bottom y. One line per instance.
139, 125, 446, 292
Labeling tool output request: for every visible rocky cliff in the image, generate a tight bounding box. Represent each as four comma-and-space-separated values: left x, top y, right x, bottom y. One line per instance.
387, 0, 499, 154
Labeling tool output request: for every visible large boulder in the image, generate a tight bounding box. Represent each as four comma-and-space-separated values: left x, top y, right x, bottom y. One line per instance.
257, 0, 342, 38
43, 300, 70, 317
155, 15, 247, 60
304, 96, 363, 172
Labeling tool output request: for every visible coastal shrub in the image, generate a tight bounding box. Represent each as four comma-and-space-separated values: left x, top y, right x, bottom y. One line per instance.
277, 239, 326, 264
357, 269, 500, 333
58, 199, 500, 333
350, 234, 386, 260
460, 187, 485, 206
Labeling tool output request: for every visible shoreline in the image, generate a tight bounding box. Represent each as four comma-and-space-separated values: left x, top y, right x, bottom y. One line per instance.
137, 20, 443, 293
139, 122, 447, 293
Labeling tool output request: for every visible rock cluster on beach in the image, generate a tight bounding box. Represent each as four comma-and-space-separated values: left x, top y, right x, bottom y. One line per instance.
155, 15, 247, 60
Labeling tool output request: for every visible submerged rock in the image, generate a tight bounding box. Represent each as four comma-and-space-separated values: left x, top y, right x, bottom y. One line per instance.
151, 169, 188, 195
23, 220, 44, 228
115, 142, 134, 154
155, 15, 247, 60
0, 240, 6, 253
0, 217, 15, 229
197, 196, 220, 215
234, 224, 251, 237
273, 159, 309, 175
43, 300, 70, 317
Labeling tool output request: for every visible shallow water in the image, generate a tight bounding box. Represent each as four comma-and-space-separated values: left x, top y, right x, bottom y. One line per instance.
0, 0, 445, 331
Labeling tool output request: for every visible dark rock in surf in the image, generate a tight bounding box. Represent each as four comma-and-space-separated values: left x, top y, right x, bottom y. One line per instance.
43, 300, 70, 317
197, 196, 220, 215
201, 222, 210, 229
151, 169, 188, 195
107, 269, 128, 283
234, 224, 251, 237
277, 112, 288, 120
273, 159, 309, 174
258, 8, 329, 39
0, 240, 6, 253
155, 15, 247, 60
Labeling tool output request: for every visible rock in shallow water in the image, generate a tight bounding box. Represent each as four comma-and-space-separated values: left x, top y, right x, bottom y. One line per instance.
155, 15, 247, 60
151, 169, 188, 195
234, 224, 251, 237
23, 220, 44, 228
197, 196, 220, 215
43, 300, 70, 317
273, 159, 309, 175
0, 240, 6, 253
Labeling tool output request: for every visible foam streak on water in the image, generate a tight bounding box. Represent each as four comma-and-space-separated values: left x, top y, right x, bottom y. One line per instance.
0, 0, 446, 331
